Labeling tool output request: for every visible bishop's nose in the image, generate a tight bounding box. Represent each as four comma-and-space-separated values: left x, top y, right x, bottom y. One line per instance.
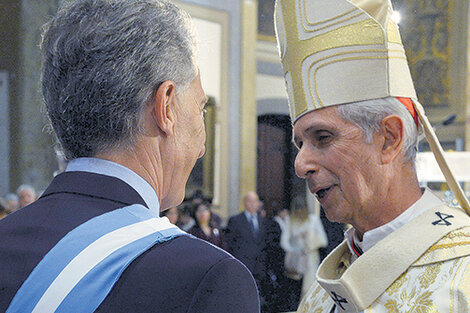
294, 146, 319, 179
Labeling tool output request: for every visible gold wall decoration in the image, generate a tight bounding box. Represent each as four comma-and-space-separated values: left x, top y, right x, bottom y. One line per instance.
240, 0, 258, 207
394, 0, 452, 108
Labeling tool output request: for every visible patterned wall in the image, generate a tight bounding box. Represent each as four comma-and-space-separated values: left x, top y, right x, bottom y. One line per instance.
394, 0, 452, 108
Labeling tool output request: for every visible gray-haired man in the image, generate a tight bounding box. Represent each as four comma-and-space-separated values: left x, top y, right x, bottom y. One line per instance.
16, 184, 36, 208
0, 1, 259, 312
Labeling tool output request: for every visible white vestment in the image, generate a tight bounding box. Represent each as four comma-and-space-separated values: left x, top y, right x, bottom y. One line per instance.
297, 192, 470, 313
282, 213, 328, 295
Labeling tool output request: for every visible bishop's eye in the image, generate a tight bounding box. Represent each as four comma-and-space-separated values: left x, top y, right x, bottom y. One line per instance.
315, 131, 333, 145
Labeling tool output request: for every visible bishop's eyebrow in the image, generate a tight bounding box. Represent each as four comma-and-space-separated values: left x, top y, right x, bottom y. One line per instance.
293, 124, 334, 145
304, 124, 335, 136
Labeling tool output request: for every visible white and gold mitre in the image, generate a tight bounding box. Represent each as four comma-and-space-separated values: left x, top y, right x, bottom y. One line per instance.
274, 0, 416, 122
275, 0, 470, 215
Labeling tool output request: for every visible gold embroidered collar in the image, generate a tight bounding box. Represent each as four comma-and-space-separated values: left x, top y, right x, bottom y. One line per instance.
316, 205, 470, 311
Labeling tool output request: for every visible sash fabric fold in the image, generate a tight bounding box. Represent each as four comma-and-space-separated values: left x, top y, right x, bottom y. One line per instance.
7, 204, 185, 313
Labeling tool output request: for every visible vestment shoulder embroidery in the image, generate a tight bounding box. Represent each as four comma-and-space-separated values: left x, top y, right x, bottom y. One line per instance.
375, 258, 466, 312
297, 282, 333, 313
455, 257, 470, 310
418, 263, 441, 289
414, 226, 470, 266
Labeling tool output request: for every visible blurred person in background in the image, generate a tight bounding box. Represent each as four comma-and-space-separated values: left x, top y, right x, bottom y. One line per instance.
261, 206, 298, 313
273, 207, 288, 233
280, 197, 327, 297
189, 189, 222, 228
270, 207, 303, 311
226, 191, 269, 311
4, 193, 19, 214
189, 201, 227, 250
163, 207, 179, 225
16, 184, 36, 208
0, 199, 8, 220
176, 202, 196, 231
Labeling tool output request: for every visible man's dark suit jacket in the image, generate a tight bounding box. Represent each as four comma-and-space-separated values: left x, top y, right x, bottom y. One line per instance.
225, 212, 267, 280
0, 171, 260, 312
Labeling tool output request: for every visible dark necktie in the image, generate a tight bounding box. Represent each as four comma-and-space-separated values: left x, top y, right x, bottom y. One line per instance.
250, 214, 258, 239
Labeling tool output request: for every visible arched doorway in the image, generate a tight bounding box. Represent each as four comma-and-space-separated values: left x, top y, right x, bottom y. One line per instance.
257, 114, 305, 217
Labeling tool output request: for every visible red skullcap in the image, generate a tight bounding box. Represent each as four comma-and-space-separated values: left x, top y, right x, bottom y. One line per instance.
396, 97, 419, 130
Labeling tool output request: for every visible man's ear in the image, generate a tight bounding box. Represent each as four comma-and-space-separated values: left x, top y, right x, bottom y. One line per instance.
380, 115, 404, 164
151, 81, 176, 136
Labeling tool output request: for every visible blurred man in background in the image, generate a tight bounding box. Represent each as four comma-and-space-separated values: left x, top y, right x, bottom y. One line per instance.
16, 184, 36, 208
226, 191, 269, 310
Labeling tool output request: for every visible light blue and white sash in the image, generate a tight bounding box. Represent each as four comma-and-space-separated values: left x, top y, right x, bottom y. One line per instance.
7, 204, 185, 313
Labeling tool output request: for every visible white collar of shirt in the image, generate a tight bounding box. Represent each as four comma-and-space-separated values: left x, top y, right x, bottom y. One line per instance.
66, 157, 160, 214
346, 187, 442, 257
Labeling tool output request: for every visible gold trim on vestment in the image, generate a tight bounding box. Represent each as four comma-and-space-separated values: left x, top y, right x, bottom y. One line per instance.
387, 19, 401, 44
414, 226, 470, 266
450, 258, 465, 313
428, 241, 470, 252
315, 205, 470, 310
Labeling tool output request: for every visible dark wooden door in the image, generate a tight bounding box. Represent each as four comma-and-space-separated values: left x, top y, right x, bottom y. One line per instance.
257, 115, 305, 218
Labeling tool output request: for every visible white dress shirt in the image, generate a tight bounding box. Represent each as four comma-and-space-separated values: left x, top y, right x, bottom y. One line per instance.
345, 187, 442, 259
337, 188, 442, 313
244, 211, 259, 233
66, 157, 160, 214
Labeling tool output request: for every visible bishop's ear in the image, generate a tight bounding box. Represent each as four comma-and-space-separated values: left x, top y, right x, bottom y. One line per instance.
151, 81, 176, 136
380, 115, 405, 164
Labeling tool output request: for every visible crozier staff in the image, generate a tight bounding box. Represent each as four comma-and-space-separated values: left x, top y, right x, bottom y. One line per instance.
274, 0, 470, 312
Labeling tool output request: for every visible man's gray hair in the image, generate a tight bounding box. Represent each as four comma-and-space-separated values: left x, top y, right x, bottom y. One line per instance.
16, 184, 36, 195
338, 97, 419, 163
41, 0, 198, 160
